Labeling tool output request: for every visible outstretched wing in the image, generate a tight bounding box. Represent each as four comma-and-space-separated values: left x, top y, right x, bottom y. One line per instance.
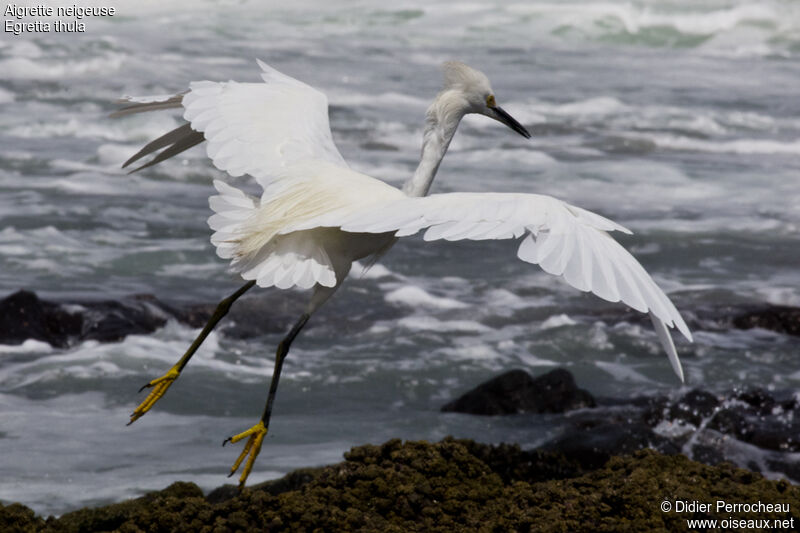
286, 192, 691, 381
183, 60, 347, 185
116, 60, 347, 183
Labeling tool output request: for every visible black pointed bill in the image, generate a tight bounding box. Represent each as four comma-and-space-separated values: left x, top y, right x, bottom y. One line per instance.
491, 106, 531, 139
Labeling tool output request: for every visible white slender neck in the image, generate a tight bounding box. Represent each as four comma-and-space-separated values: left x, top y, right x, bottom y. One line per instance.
402, 90, 467, 197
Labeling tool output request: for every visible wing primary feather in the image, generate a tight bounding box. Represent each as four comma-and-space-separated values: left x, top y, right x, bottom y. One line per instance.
596, 235, 648, 312
587, 235, 620, 302
578, 229, 594, 292
629, 260, 673, 326
127, 127, 205, 174
668, 300, 693, 342
562, 229, 588, 291
110, 91, 187, 118
651, 312, 685, 382
538, 232, 569, 276
568, 204, 633, 234
122, 123, 196, 169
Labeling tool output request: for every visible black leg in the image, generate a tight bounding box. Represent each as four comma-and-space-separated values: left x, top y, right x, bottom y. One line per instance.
175, 280, 256, 373
129, 280, 256, 424
261, 313, 310, 425
224, 312, 311, 488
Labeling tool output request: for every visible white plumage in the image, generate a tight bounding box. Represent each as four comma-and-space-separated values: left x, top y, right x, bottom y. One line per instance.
178, 59, 692, 375
207, 172, 691, 378
182, 60, 348, 183
120, 59, 692, 488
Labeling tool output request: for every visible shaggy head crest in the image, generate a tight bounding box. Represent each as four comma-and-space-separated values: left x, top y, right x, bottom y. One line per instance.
441, 61, 492, 97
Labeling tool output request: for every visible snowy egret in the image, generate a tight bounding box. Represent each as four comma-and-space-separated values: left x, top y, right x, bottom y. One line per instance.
116, 60, 692, 488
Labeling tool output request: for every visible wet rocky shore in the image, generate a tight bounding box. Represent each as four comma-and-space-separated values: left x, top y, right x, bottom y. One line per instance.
2, 439, 798, 532
2, 289, 799, 530
3, 289, 798, 482
443, 368, 800, 482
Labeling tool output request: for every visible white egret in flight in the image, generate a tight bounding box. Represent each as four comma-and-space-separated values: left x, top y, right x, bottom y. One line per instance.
115, 60, 692, 489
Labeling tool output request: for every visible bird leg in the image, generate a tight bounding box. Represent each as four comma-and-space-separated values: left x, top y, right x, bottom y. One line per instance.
128, 280, 256, 425
224, 312, 310, 489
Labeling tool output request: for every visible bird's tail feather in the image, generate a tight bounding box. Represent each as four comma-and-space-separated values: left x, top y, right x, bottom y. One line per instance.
207, 180, 337, 289
208, 180, 260, 261
112, 91, 204, 173
110, 92, 187, 117
122, 124, 205, 173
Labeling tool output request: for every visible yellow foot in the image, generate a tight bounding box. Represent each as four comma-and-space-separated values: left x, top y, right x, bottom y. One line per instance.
128, 365, 180, 425
223, 421, 267, 489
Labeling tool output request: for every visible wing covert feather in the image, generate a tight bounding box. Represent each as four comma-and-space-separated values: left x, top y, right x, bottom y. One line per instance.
182, 60, 347, 186
284, 191, 691, 347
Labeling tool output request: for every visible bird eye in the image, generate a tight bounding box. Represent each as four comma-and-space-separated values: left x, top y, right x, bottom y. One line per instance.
485, 94, 496, 108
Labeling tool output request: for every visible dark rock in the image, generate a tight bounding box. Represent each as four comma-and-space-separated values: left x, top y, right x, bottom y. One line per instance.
79, 296, 170, 343
639, 386, 800, 454
732, 305, 800, 336
643, 388, 721, 427
635, 385, 800, 471
708, 404, 800, 453
689, 443, 727, 466
543, 422, 680, 470
0, 290, 82, 348
735, 387, 779, 414
439, 365, 798, 483
441, 368, 596, 415
570, 383, 800, 483
0, 289, 312, 349
0, 289, 173, 348
767, 457, 800, 483
171, 302, 214, 329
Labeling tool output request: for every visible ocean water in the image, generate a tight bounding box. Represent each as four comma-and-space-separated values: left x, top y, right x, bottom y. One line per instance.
1, 0, 800, 516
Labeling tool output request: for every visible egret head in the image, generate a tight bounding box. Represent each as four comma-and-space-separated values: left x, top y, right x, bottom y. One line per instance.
441, 61, 530, 138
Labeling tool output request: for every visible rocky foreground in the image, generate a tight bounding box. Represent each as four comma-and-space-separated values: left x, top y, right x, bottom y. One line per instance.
2, 439, 799, 532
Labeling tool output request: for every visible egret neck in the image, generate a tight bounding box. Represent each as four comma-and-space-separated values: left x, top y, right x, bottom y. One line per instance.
402, 89, 468, 198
